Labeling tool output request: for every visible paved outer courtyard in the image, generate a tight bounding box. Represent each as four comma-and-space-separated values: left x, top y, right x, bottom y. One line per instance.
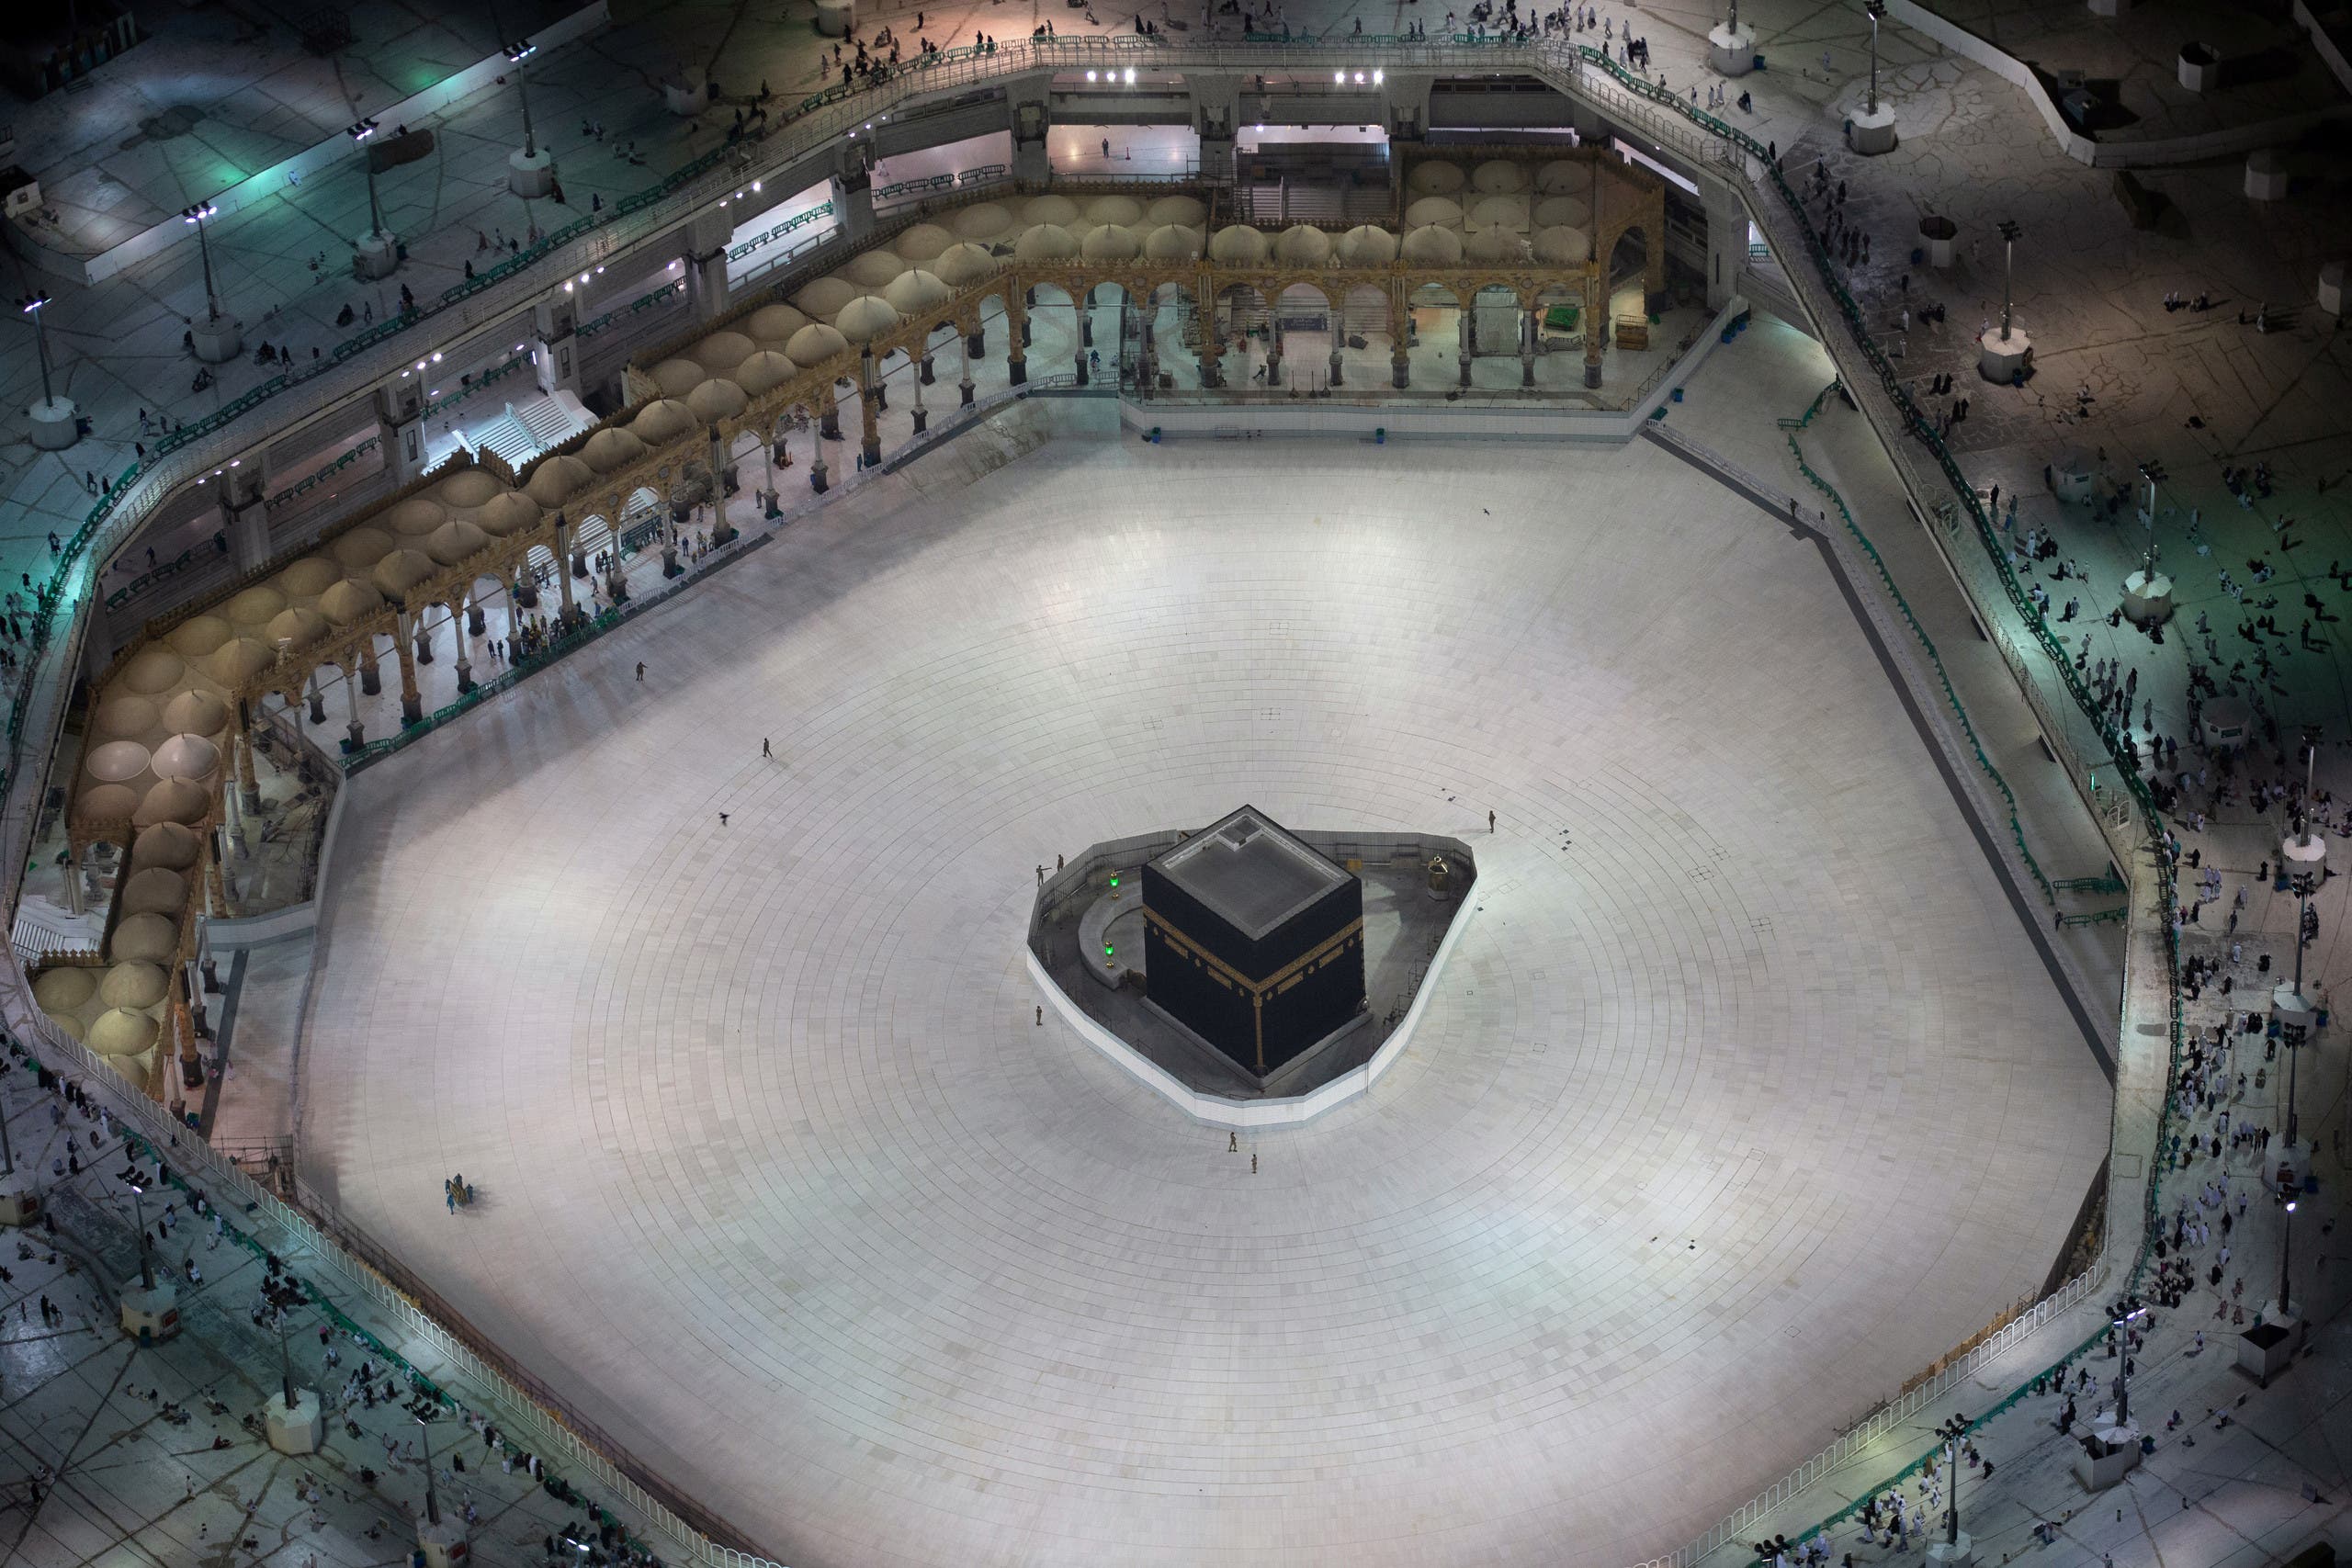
295, 408, 2113, 1568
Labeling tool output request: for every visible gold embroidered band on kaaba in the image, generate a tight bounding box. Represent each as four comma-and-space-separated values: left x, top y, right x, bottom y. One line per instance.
1142, 909, 1364, 999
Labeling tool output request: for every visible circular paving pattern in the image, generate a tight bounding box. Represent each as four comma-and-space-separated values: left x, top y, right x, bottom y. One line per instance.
299, 413, 2111, 1568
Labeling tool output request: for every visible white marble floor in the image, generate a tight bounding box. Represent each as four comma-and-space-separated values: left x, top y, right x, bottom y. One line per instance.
294, 410, 2113, 1568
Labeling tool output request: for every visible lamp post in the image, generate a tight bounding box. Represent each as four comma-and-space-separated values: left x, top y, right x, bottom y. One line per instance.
505, 39, 538, 159
2120, 458, 2176, 625
417, 1415, 441, 1526
17, 290, 77, 450
182, 202, 242, 363
350, 120, 384, 238
2109, 1303, 2146, 1426
1997, 219, 2020, 344
499, 30, 554, 200
182, 202, 222, 322
1937, 1414, 1965, 1543
19, 293, 56, 408
1865, 0, 1885, 115
2277, 1191, 2299, 1322
123, 1172, 155, 1292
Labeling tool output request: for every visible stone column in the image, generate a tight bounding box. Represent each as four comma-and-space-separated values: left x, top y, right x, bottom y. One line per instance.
682, 206, 733, 324
1583, 262, 1605, 389
1011, 95, 1051, 184
810, 400, 830, 493
305, 667, 325, 724
1457, 302, 1473, 389
1520, 307, 1536, 388
834, 169, 876, 244
920, 345, 936, 387
453, 597, 474, 693
393, 614, 423, 725
1007, 293, 1029, 387
1267, 321, 1283, 387
532, 297, 582, 397
1702, 177, 1748, 311
359, 638, 381, 695
236, 724, 261, 812
858, 347, 882, 468
342, 666, 364, 749
413, 606, 434, 666
374, 378, 429, 487
1329, 343, 1343, 389
910, 355, 928, 434
553, 518, 579, 625
219, 467, 271, 574
958, 329, 975, 407
61, 843, 83, 917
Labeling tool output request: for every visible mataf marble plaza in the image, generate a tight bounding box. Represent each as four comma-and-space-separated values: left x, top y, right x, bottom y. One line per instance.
0, 2, 2347, 1568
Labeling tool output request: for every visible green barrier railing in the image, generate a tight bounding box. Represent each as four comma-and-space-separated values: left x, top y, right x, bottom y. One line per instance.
267, 436, 381, 509
577, 279, 686, 339
723, 198, 836, 262
1785, 389, 2056, 904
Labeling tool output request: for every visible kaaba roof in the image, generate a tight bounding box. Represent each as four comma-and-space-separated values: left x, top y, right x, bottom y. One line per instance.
1148, 806, 1352, 941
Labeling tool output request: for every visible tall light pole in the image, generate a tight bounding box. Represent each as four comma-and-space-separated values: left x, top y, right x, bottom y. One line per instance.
350, 120, 384, 238
504, 39, 538, 159
2136, 459, 2164, 580
123, 1171, 155, 1292
498, 29, 554, 201
1996, 219, 2020, 344
2276, 1191, 2299, 1322
1936, 1414, 1966, 1544
2109, 1303, 2146, 1425
1865, 0, 1886, 115
18, 293, 56, 408
416, 1414, 442, 1527
182, 202, 222, 323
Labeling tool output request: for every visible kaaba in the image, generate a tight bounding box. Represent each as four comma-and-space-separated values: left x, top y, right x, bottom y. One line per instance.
1141, 807, 1367, 1080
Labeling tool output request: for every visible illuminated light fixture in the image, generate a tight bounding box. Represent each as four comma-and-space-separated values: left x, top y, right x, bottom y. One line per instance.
431, 351, 443, 362
1124, 66, 1136, 83
563, 280, 574, 292
504, 38, 537, 61
1087, 68, 1097, 80
1334, 70, 1345, 83
752, 180, 762, 192
1374, 68, 1385, 84
348, 118, 379, 141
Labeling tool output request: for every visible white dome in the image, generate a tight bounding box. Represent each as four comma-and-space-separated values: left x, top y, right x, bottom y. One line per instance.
1400, 225, 1464, 265
1465, 230, 1531, 263
1469, 195, 1531, 232
437, 468, 502, 507
1143, 224, 1203, 262
792, 276, 859, 321
165, 615, 232, 659
786, 322, 852, 365
1274, 225, 1333, 265
630, 398, 697, 446
1404, 197, 1463, 230
1533, 195, 1592, 230
119, 647, 186, 694
1022, 195, 1080, 226
834, 295, 903, 344
1532, 225, 1591, 265
745, 303, 809, 343
894, 223, 955, 263
1472, 159, 1530, 194
650, 358, 705, 398
882, 269, 954, 316
1147, 195, 1207, 226
686, 378, 749, 423
1338, 226, 1399, 265
692, 331, 757, 374
933, 243, 1000, 287
842, 250, 906, 288
1012, 224, 1079, 261
1080, 224, 1142, 261
734, 350, 798, 395
951, 202, 1014, 241
1407, 161, 1464, 195
1208, 225, 1269, 264
1085, 195, 1145, 226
